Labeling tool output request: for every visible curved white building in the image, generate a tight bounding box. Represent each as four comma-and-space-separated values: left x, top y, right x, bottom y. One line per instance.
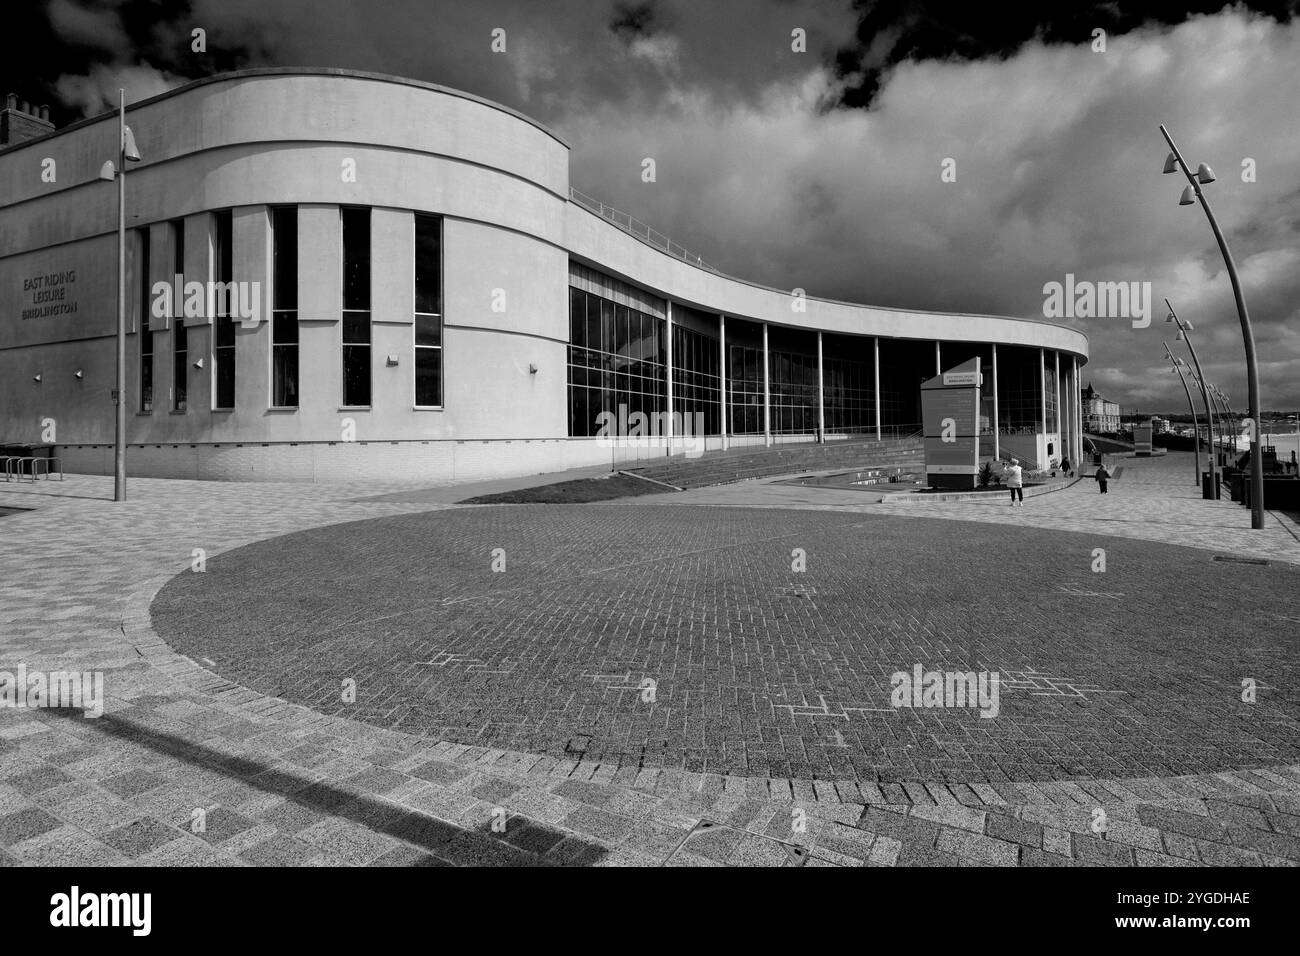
0, 69, 1088, 481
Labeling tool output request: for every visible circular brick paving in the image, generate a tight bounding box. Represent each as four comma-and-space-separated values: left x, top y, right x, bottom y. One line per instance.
151, 505, 1300, 785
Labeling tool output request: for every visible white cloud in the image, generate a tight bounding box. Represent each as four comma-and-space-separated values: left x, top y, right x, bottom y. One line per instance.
53, 63, 184, 117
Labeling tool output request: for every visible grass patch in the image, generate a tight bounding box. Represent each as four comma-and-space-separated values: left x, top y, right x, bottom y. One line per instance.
458, 473, 675, 504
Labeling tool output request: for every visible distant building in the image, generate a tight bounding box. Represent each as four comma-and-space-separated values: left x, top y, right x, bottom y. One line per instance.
1150, 416, 1171, 434
1081, 383, 1121, 434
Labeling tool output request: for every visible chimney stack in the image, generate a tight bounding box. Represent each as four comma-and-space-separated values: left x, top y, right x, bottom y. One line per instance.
1, 93, 56, 150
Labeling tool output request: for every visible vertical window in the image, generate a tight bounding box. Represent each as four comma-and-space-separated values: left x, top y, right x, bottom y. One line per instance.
172, 219, 187, 411
566, 288, 665, 437
138, 229, 152, 412
213, 210, 235, 409
341, 207, 371, 406
414, 214, 442, 407
271, 206, 299, 407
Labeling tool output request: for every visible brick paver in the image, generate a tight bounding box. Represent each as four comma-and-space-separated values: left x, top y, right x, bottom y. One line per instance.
1, 452, 1298, 866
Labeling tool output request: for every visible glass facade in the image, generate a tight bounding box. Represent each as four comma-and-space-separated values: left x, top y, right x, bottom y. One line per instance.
341, 207, 371, 407
171, 219, 186, 412
271, 206, 299, 408
996, 345, 1043, 432
213, 210, 235, 410
767, 348, 818, 434
1044, 356, 1059, 433
137, 229, 151, 412
823, 354, 875, 434
93, 207, 1074, 458
567, 287, 665, 437
671, 324, 721, 435
727, 346, 765, 435
414, 214, 443, 407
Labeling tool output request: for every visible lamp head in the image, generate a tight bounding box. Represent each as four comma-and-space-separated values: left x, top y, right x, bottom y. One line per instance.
1196, 162, 1215, 184
98, 160, 116, 181
1176, 329, 1185, 342
122, 125, 141, 162
1165, 312, 1175, 323
1178, 185, 1196, 206
1162, 152, 1179, 174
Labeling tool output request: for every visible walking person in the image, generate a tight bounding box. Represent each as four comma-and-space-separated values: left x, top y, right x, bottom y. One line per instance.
1061, 456, 1072, 478
1005, 457, 1024, 506
1095, 463, 1110, 494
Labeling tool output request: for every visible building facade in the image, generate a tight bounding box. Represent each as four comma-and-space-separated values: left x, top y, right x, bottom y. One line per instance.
1, 69, 1088, 482
1080, 383, 1121, 435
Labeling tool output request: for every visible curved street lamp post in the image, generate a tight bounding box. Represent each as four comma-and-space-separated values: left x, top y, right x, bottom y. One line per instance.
1165, 299, 1217, 481
1161, 124, 1264, 528
1165, 342, 1202, 486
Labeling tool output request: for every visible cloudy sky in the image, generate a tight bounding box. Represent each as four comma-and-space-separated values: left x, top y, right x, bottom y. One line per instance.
7, 0, 1300, 412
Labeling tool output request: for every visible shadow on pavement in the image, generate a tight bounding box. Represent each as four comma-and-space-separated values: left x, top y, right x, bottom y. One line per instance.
46, 708, 608, 867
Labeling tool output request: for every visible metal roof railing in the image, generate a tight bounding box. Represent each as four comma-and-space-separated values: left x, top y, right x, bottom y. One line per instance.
569, 186, 720, 274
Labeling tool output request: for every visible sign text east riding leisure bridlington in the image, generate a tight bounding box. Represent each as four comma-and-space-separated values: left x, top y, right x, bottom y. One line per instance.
21, 269, 78, 319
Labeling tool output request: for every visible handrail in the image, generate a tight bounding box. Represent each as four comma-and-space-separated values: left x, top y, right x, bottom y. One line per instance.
569, 187, 720, 274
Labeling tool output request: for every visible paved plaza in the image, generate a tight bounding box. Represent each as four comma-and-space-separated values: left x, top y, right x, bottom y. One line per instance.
3, 452, 1300, 866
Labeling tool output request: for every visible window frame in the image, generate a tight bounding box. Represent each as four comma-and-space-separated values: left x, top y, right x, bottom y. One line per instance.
413, 213, 444, 410
340, 206, 372, 409
269, 205, 300, 410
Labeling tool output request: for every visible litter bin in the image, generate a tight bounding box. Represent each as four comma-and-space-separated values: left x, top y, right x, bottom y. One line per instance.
1201, 471, 1221, 500
1227, 473, 1248, 504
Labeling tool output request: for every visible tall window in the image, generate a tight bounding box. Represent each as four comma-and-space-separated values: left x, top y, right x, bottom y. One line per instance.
138, 229, 152, 412
414, 214, 443, 407
271, 206, 299, 407
341, 207, 371, 407
212, 210, 235, 409
567, 287, 665, 436
671, 325, 721, 434
172, 219, 187, 411
823, 355, 875, 434
727, 346, 765, 434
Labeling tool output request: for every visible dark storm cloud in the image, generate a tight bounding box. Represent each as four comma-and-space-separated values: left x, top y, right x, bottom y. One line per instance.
8, 0, 1300, 409
831, 0, 1300, 107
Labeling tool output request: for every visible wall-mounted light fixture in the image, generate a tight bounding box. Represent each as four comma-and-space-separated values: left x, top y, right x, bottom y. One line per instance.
33, 373, 42, 383
529, 363, 538, 375
193, 357, 204, 369
386, 354, 399, 367
74, 369, 84, 379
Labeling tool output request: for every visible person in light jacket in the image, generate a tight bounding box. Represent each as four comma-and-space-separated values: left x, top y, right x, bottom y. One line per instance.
1005, 458, 1024, 506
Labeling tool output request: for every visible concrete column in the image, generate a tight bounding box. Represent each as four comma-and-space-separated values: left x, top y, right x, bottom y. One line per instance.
874, 336, 881, 440
762, 321, 771, 447
296, 204, 342, 417
665, 300, 674, 451
935, 340, 942, 375
991, 342, 1000, 460
232, 206, 272, 418
370, 208, 416, 417
816, 331, 825, 441
718, 313, 728, 450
